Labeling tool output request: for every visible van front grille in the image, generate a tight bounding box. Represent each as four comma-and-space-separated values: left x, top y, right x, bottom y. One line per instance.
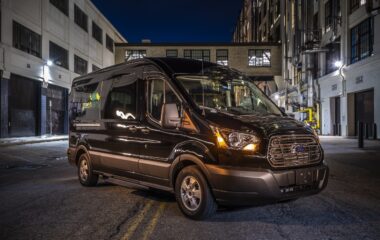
267, 135, 322, 168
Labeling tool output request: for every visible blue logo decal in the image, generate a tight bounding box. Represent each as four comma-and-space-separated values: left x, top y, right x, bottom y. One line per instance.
291, 144, 305, 153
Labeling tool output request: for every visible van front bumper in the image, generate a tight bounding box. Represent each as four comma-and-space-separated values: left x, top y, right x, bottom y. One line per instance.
206, 163, 328, 205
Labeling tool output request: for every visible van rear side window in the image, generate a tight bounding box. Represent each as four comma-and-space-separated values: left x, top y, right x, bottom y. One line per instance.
71, 82, 100, 121
103, 76, 137, 120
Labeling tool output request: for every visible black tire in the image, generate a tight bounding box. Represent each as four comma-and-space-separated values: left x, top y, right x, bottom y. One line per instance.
77, 153, 98, 187
175, 165, 217, 220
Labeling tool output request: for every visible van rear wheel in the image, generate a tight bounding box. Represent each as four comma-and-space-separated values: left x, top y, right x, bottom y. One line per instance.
78, 153, 98, 186
175, 166, 217, 220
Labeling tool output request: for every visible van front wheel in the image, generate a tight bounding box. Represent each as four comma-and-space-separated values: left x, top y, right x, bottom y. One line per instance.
78, 153, 98, 186
175, 166, 217, 220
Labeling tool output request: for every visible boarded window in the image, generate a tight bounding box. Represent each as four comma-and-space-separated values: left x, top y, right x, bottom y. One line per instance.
74, 5, 88, 32
13, 21, 41, 58
49, 41, 69, 69
92, 21, 103, 44
50, 0, 69, 16
106, 34, 114, 52
74, 55, 88, 75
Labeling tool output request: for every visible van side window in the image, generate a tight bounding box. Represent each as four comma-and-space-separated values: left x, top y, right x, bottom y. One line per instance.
71, 82, 100, 121
148, 79, 181, 123
165, 82, 179, 104
104, 77, 137, 120
148, 79, 164, 121
164, 82, 182, 116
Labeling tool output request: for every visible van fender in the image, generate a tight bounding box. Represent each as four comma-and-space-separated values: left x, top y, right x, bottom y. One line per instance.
168, 140, 217, 188
73, 144, 90, 165
168, 140, 216, 164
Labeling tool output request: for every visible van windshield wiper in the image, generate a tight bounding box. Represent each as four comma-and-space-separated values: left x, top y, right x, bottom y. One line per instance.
199, 106, 219, 113
199, 106, 237, 116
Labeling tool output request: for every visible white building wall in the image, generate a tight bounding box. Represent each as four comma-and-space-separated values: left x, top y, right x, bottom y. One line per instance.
318, 2, 380, 138
0, 0, 126, 90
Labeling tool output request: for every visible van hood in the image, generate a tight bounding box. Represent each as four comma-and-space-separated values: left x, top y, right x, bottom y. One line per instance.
204, 111, 314, 138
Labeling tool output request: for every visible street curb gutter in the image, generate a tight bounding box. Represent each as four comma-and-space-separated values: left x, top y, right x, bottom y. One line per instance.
0, 136, 68, 147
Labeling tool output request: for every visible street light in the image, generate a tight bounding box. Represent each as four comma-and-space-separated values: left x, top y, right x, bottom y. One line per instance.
335, 60, 346, 97
334, 60, 343, 68
42, 60, 53, 135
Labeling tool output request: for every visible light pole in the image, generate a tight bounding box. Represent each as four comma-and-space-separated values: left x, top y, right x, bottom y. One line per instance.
42, 60, 53, 135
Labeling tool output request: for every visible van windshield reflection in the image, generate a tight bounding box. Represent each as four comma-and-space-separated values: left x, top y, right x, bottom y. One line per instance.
176, 73, 282, 116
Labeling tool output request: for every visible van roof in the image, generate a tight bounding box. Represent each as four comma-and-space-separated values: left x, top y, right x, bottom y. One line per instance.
72, 57, 220, 85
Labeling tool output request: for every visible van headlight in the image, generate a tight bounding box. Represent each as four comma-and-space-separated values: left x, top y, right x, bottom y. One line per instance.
211, 126, 260, 152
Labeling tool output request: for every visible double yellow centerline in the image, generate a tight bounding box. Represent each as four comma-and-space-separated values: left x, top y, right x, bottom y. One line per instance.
121, 200, 166, 240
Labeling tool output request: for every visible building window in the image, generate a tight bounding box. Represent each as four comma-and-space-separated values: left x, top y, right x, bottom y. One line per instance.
13, 21, 41, 58
216, 49, 228, 66
351, 18, 374, 64
106, 34, 114, 52
50, 0, 68, 16
92, 64, 100, 72
166, 49, 178, 57
325, 0, 332, 31
350, 0, 366, 13
49, 41, 68, 69
248, 49, 271, 67
74, 5, 88, 32
125, 50, 146, 61
183, 49, 210, 62
74, 55, 88, 75
325, 40, 340, 74
92, 21, 102, 44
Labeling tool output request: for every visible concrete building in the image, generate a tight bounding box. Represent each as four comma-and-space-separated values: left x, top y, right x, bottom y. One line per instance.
0, 0, 126, 138
114, 42, 282, 95
233, 0, 380, 139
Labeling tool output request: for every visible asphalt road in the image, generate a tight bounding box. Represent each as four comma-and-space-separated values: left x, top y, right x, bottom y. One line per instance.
0, 137, 380, 240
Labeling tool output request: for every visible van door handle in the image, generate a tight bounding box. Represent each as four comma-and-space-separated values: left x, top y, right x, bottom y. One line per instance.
141, 128, 150, 134
127, 126, 138, 133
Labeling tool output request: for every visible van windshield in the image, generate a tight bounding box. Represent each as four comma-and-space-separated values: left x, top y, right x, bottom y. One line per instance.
176, 69, 282, 116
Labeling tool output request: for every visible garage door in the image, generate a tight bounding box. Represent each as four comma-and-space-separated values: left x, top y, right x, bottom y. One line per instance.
9, 74, 40, 137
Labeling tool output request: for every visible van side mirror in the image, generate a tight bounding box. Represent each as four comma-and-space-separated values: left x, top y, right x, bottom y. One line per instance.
161, 103, 181, 128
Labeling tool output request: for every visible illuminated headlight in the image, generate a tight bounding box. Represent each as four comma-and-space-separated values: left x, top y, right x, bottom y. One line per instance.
211, 126, 260, 152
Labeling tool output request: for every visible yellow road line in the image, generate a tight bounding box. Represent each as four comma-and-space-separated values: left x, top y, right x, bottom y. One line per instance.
141, 202, 166, 240
121, 200, 154, 240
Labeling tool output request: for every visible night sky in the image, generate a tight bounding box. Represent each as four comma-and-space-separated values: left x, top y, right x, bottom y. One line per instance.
91, 0, 243, 43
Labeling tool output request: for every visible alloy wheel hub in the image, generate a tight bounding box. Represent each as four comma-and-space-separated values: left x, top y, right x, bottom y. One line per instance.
180, 176, 202, 211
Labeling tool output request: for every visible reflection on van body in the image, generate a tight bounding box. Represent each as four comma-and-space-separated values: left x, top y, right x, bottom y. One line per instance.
67, 58, 328, 219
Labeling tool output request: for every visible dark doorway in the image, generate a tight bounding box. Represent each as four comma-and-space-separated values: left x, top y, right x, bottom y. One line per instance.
355, 89, 374, 137
8, 74, 40, 137
331, 96, 341, 136
46, 84, 67, 135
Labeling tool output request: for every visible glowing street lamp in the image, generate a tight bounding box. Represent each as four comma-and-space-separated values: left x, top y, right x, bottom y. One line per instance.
334, 60, 343, 68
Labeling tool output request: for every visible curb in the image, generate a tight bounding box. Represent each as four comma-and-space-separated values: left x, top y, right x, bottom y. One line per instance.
0, 137, 68, 147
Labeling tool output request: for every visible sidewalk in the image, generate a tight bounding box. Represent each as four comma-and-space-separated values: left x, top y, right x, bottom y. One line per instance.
0, 135, 68, 147
319, 135, 380, 152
